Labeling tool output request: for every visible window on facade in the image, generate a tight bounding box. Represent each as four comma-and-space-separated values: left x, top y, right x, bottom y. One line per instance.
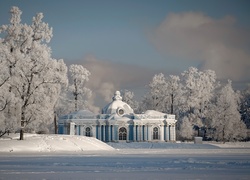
118, 108, 124, 115
153, 127, 159, 140
85, 127, 91, 137
119, 127, 127, 140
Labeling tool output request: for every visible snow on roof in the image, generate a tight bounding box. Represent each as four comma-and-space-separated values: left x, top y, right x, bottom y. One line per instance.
144, 110, 166, 116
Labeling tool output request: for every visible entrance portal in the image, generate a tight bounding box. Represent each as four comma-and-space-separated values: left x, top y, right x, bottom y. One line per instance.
119, 127, 127, 140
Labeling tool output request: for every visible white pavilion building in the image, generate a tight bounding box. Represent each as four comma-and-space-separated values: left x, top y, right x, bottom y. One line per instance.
58, 91, 177, 142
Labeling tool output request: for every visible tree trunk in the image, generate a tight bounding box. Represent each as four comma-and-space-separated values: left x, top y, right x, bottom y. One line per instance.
54, 113, 57, 134
20, 109, 25, 140
222, 126, 225, 143
171, 93, 174, 114
74, 79, 78, 112
0, 130, 7, 138
20, 128, 24, 140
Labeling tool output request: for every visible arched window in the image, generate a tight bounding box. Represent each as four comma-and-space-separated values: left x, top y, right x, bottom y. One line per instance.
119, 127, 127, 140
153, 127, 159, 140
85, 127, 91, 137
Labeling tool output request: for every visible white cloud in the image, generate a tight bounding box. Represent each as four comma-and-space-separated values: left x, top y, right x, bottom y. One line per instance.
77, 55, 156, 108
152, 12, 250, 83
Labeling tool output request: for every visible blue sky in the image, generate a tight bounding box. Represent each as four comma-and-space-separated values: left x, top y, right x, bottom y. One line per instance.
1, 0, 250, 107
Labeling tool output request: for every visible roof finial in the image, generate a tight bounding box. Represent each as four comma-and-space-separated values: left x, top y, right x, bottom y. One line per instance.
112, 91, 122, 101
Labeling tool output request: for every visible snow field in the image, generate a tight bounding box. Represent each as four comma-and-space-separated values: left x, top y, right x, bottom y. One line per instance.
0, 134, 114, 153
1, 134, 250, 179
1, 134, 250, 155
0, 154, 250, 180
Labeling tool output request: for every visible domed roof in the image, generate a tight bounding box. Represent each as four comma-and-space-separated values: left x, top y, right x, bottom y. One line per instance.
102, 91, 134, 115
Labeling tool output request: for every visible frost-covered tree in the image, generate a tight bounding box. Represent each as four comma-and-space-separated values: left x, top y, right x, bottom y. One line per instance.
0, 81, 14, 137
0, 8, 20, 137
142, 73, 183, 115
121, 89, 139, 113
142, 73, 168, 112
180, 67, 218, 136
165, 75, 182, 115
68, 64, 91, 112
0, 49, 10, 114
211, 80, 247, 142
179, 116, 194, 140
0, 7, 68, 140
240, 85, 250, 129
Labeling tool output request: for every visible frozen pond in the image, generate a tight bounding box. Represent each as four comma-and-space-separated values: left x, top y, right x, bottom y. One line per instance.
0, 153, 250, 180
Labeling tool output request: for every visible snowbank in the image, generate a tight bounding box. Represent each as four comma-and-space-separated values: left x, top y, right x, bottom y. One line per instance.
1, 134, 250, 155
0, 133, 114, 153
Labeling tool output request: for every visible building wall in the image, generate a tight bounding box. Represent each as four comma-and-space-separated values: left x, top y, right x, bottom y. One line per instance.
58, 119, 177, 142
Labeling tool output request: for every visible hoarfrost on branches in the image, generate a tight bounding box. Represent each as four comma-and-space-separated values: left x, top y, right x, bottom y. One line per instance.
0, 6, 68, 139
179, 116, 194, 140
180, 67, 218, 137
143, 67, 248, 142
240, 85, 250, 129
121, 89, 139, 113
66, 64, 92, 112
211, 80, 247, 142
166, 75, 182, 115
142, 73, 168, 112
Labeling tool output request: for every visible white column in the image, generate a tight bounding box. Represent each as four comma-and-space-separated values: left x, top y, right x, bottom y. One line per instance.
144, 125, 148, 141
140, 126, 143, 141
82, 125, 85, 136
133, 125, 136, 141
137, 126, 139, 141
170, 125, 174, 141
92, 125, 96, 138
165, 125, 169, 141
148, 125, 152, 141
160, 125, 164, 141
98, 126, 101, 140
69, 122, 75, 135
83, 126, 86, 136
173, 125, 176, 141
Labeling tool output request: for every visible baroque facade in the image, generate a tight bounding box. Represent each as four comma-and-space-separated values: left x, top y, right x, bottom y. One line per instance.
58, 91, 177, 142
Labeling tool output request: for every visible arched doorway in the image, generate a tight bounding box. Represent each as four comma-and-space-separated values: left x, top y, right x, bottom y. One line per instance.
153, 127, 159, 140
85, 127, 91, 137
119, 127, 127, 140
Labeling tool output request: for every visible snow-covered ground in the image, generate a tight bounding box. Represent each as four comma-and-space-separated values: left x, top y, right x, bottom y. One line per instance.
0, 153, 250, 180
1, 134, 250, 180
1, 133, 250, 154
0, 133, 114, 153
